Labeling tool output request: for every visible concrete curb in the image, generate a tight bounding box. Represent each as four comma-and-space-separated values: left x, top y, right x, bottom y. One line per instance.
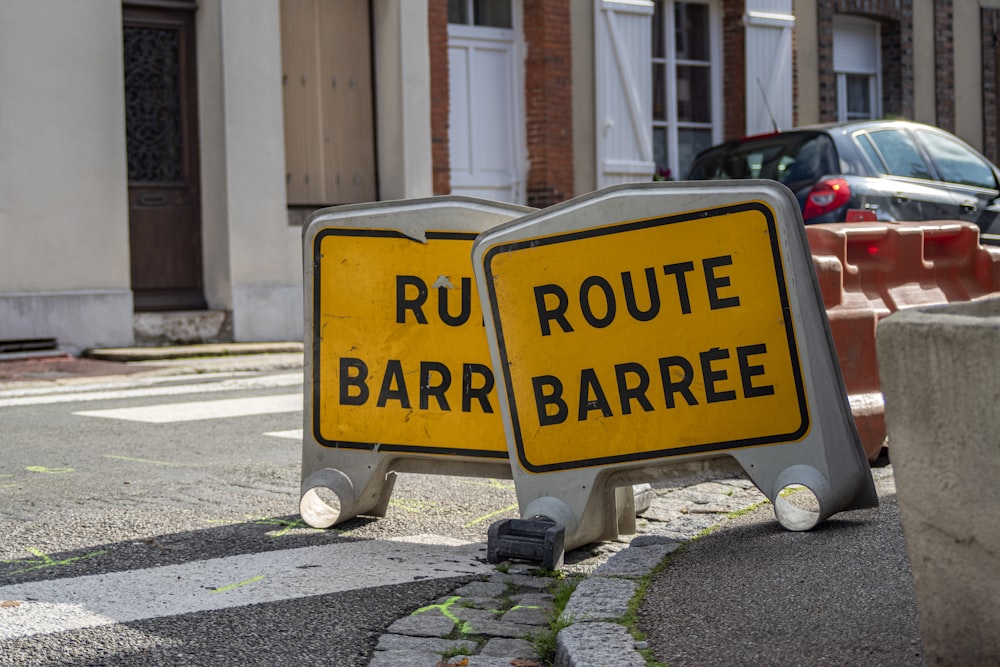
86, 342, 303, 362
551, 478, 766, 666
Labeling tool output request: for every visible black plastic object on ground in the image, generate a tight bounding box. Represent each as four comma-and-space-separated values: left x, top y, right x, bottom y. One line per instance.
487, 518, 566, 571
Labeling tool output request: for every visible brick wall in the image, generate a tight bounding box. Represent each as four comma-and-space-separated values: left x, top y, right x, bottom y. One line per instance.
428, 0, 450, 195
984, 8, 1000, 163
722, 0, 746, 140
524, 0, 574, 207
934, 0, 955, 133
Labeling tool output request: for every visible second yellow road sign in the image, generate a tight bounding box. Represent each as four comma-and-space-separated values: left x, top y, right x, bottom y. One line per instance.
481, 201, 809, 471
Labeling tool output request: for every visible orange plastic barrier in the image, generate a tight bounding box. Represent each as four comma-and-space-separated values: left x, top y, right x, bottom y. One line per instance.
806, 221, 1000, 461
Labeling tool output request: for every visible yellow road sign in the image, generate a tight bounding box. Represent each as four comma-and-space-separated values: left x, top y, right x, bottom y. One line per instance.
481, 202, 809, 471
313, 228, 507, 457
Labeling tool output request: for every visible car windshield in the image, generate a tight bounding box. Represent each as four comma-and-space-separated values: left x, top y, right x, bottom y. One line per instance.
687, 132, 838, 190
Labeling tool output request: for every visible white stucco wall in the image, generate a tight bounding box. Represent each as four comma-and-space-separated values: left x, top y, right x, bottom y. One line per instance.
199, 0, 303, 342
793, 0, 819, 126
0, 0, 133, 350
953, 0, 983, 150
373, 0, 433, 201
912, 0, 937, 125
197, 0, 233, 316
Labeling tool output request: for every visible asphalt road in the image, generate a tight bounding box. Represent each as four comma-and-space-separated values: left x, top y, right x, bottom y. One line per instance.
638, 473, 923, 666
0, 369, 520, 665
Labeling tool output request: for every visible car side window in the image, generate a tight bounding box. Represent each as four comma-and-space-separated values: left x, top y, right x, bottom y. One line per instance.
917, 130, 998, 190
864, 129, 934, 180
855, 133, 885, 172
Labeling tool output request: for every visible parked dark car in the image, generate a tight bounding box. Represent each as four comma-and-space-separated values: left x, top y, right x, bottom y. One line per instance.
685, 120, 1000, 244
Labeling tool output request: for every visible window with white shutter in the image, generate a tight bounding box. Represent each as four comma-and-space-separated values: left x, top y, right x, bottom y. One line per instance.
744, 2, 794, 136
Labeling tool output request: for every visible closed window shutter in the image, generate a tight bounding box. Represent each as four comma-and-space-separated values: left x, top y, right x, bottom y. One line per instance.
744, 3, 794, 135
595, 0, 655, 189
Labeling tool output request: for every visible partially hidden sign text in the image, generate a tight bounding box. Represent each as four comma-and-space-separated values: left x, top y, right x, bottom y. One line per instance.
314, 229, 507, 457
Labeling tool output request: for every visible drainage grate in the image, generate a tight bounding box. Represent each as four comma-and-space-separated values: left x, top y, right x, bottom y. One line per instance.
0, 338, 58, 354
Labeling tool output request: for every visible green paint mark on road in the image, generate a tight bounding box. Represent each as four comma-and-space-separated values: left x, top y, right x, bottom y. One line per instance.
389, 498, 441, 512
210, 575, 265, 593
251, 517, 322, 538
4, 548, 107, 575
464, 503, 519, 528
460, 478, 515, 490
25, 466, 74, 474
104, 455, 179, 466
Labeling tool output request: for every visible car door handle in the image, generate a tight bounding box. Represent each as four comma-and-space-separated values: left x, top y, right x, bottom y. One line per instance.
894, 193, 910, 204
960, 200, 978, 214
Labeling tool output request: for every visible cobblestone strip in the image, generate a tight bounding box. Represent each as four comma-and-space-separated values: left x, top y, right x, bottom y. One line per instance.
368, 569, 558, 667
368, 477, 769, 666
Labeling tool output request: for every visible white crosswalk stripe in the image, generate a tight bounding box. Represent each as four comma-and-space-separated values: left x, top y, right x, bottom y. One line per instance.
75, 394, 302, 423
0, 372, 302, 408
264, 428, 303, 440
0, 536, 489, 640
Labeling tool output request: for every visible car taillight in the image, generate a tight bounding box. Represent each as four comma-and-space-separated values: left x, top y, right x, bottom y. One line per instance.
802, 178, 851, 221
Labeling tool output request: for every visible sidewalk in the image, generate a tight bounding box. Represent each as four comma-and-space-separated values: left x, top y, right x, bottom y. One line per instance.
0, 343, 304, 388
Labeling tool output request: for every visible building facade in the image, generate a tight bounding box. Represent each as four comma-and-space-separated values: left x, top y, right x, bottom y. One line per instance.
1, 0, 997, 352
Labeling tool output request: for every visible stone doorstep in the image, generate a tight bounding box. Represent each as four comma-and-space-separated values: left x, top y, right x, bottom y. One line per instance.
87, 341, 304, 362
132, 310, 232, 346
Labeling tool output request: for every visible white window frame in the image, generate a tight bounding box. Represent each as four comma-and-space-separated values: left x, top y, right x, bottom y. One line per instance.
834, 15, 882, 122
651, 0, 723, 180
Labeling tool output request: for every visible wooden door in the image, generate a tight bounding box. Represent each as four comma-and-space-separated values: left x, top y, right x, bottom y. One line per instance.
280, 0, 377, 206
123, 2, 205, 311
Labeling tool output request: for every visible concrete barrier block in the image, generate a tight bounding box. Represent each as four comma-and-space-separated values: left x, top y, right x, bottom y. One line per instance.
877, 295, 1000, 665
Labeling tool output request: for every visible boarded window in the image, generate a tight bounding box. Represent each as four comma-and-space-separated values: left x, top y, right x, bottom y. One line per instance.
280, 0, 376, 205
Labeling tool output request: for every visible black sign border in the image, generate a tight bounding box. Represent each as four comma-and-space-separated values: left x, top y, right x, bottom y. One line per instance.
312, 227, 508, 460
482, 202, 810, 472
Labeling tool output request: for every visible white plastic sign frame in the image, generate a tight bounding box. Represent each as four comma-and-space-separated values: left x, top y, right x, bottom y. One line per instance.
300, 196, 533, 528
472, 181, 877, 550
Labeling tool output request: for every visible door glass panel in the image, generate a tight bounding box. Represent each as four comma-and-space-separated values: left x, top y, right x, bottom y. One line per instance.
474, 0, 511, 28
652, 0, 665, 59
448, 0, 468, 24
678, 128, 713, 177
653, 126, 669, 179
867, 130, 933, 180
845, 74, 872, 119
918, 130, 998, 190
676, 65, 711, 123
123, 26, 183, 183
675, 3, 709, 60
452, 0, 511, 27
652, 62, 666, 121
